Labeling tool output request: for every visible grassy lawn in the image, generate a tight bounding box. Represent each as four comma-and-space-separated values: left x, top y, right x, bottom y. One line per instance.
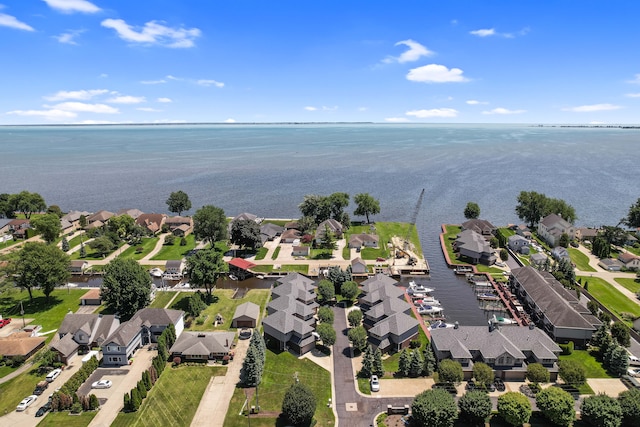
559, 349, 611, 379
149, 290, 179, 309
568, 248, 596, 272
119, 237, 160, 260
615, 277, 640, 295
0, 365, 49, 414
252, 264, 308, 274
0, 237, 22, 251
580, 275, 640, 324
111, 365, 226, 427
66, 233, 87, 250
224, 349, 334, 427
150, 234, 197, 260
443, 225, 462, 265
271, 246, 280, 260
381, 328, 430, 376
37, 411, 97, 427
254, 247, 268, 260
173, 289, 270, 331
310, 248, 333, 259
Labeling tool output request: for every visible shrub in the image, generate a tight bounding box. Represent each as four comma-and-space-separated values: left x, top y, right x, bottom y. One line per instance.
618, 388, 640, 426
409, 340, 421, 349
581, 394, 622, 427
71, 402, 83, 414
412, 388, 458, 427
135, 246, 144, 253
180, 237, 187, 246
164, 234, 175, 245
497, 392, 532, 426
438, 359, 463, 384
536, 387, 575, 427
559, 359, 586, 386
347, 309, 362, 327
89, 394, 99, 410
317, 306, 334, 324
282, 383, 317, 426
458, 391, 492, 426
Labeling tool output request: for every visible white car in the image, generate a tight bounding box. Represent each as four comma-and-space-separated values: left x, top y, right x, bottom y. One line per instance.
16, 395, 38, 411
627, 368, 640, 377
46, 368, 62, 382
629, 354, 640, 365
91, 380, 112, 389
370, 375, 380, 392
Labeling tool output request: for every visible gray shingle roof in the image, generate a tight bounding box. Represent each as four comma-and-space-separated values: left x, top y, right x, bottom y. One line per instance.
361, 274, 397, 293
368, 312, 418, 338
232, 302, 260, 321
366, 298, 412, 320
170, 331, 235, 356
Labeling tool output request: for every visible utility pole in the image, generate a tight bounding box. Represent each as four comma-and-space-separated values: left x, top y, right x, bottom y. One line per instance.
20, 301, 25, 328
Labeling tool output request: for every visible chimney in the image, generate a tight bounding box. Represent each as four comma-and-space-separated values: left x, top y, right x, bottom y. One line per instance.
226, 338, 229, 347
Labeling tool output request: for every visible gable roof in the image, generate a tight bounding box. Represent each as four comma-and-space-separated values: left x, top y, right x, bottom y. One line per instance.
233, 213, 258, 222
233, 302, 260, 321
461, 219, 496, 234
81, 288, 101, 301
229, 258, 257, 270
170, 331, 235, 356
540, 213, 573, 229
456, 229, 491, 254
58, 313, 99, 336
619, 252, 639, 264
116, 208, 144, 219
88, 210, 114, 223
368, 312, 418, 338
104, 308, 183, 346
51, 333, 79, 357
361, 273, 397, 292
0, 334, 46, 357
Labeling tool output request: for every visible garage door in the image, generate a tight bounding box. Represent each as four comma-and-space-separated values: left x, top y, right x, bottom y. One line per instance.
235, 320, 254, 328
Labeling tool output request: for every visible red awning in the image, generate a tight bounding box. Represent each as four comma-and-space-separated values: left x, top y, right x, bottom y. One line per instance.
228, 258, 257, 270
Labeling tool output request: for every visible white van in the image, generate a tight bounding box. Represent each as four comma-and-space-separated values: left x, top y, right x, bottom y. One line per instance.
46, 368, 62, 382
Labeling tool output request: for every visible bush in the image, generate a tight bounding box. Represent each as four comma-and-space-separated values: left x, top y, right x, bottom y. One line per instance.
438, 359, 463, 384
618, 388, 640, 426
173, 356, 181, 366
559, 359, 586, 386
89, 394, 99, 410
409, 340, 421, 349
526, 362, 550, 383
497, 392, 532, 426
318, 306, 334, 324
559, 341, 574, 355
411, 388, 458, 427
164, 234, 175, 245
536, 387, 575, 427
581, 394, 622, 427
458, 391, 492, 426
71, 402, 83, 414
282, 383, 317, 426
347, 309, 362, 327
180, 237, 187, 246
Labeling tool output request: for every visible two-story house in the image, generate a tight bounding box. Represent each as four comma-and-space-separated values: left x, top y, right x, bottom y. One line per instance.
537, 214, 575, 247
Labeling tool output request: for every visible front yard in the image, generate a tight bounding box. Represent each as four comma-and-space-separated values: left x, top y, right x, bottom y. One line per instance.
568, 248, 596, 272
580, 276, 640, 325
36, 411, 97, 426
118, 237, 160, 260
150, 234, 197, 260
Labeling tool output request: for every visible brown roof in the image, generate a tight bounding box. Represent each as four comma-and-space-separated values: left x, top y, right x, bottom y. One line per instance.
0, 335, 46, 357
136, 214, 166, 232
81, 288, 101, 300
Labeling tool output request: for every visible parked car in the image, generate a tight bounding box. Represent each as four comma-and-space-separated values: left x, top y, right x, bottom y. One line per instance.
570, 241, 579, 248
239, 328, 252, 340
370, 375, 380, 392
0, 318, 11, 328
494, 378, 506, 392
91, 380, 112, 389
33, 380, 49, 395
628, 368, 640, 377
465, 380, 476, 391
35, 401, 51, 417
46, 368, 62, 382
16, 395, 38, 411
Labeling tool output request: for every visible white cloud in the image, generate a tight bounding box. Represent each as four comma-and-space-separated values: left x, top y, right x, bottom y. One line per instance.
383, 39, 433, 64
141, 79, 166, 85
157, 97, 172, 103
626, 93, 640, 98
43, 0, 101, 13
406, 64, 468, 83
137, 107, 161, 112
51, 102, 119, 114
224, 118, 236, 123
322, 106, 338, 111
197, 79, 224, 88
406, 108, 458, 118
304, 106, 317, 111
466, 99, 488, 105
166, 75, 181, 80
470, 28, 496, 37
54, 29, 84, 45
99, 73, 108, 78
44, 89, 109, 101
561, 103, 621, 112
107, 95, 146, 104
0, 9, 35, 31
358, 107, 368, 112
627, 74, 640, 84
6, 109, 76, 119
101, 19, 201, 48
385, 117, 410, 123
482, 107, 526, 115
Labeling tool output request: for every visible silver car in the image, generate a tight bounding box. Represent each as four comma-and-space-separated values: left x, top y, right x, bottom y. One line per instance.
16, 395, 38, 411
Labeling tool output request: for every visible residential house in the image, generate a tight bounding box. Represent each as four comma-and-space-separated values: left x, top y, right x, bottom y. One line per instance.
551, 247, 570, 261
101, 308, 184, 366
508, 235, 530, 254
87, 210, 114, 225
165, 216, 193, 237
0, 218, 14, 236
430, 325, 562, 381
169, 331, 235, 362
537, 214, 575, 247
292, 246, 309, 257
260, 223, 284, 245
529, 252, 549, 268
515, 224, 532, 239
598, 258, 623, 272
367, 312, 419, 353
116, 208, 144, 219
454, 229, 496, 265
461, 219, 497, 237
164, 260, 184, 277
348, 233, 380, 249
0, 333, 46, 360
510, 266, 600, 346
135, 213, 166, 234
60, 218, 74, 234
280, 229, 301, 243
363, 297, 413, 328
52, 313, 119, 364
575, 227, 599, 242
61, 210, 91, 228
80, 288, 102, 306
625, 234, 639, 247
315, 219, 343, 243
619, 253, 640, 270
69, 260, 89, 275
7, 219, 30, 239
232, 212, 260, 223
232, 302, 260, 328
351, 257, 368, 275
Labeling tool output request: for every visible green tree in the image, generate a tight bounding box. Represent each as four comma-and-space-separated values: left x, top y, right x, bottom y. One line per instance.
282, 382, 316, 426
409, 350, 424, 378
472, 362, 494, 389
588, 300, 600, 316
193, 205, 227, 245
230, 219, 262, 250
187, 292, 207, 317
526, 363, 550, 384
608, 345, 630, 377
46, 205, 63, 217
32, 213, 62, 243
101, 258, 151, 319
61, 236, 69, 252
546, 198, 577, 223
239, 345, 262, 387
316, 279, 335, 304
423, 345, 436, 376
559, 359, 586, 386
559, 232, 570, 248
515, 191, 548, 228
500, 248, 509, 261
0, 193, 15, 218
581, 394, 622, 427
185, 248, 227, 300
438, 359, 463, 384
327, 266, 351, 294
372, 347, 384, 377
317, 306, 334, 324
623, 198, 640, 229
88, 235, 117, 257
592, 235, 612, 259
497, 392, 532, 426
360, 345, 374, 378
592, 323, 610, 349
353, 193, 380, 223
398, 348, 410, 377
130, 388, 141, 411
411, 388, 458, 427
11, 190, 46, 219
464, 202, 481, 219
611, 322, 631, 347
340, 280, 358, 301
347, 326, 367, 353
298, 194, 331, 224
618, 388, 640, 427
347, 309, 362, 328
13, 242, 70, 300
166, 190, 192, 216
249, 331, 266, 367
108, 214, 135, 239
316, 323, 336, 347
327, 192, 350, 221
458, 391, 492, 426
536, 386, 576, 427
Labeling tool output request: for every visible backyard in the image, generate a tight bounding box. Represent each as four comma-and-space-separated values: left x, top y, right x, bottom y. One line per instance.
150, 234, 197, 260
149, 290, 179, 309
36, 411, 97, 427
580, 275, 640, 325
118, 237, 160, 260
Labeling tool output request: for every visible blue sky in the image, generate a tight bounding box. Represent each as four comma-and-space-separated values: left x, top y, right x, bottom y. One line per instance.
1, 0, 640, 124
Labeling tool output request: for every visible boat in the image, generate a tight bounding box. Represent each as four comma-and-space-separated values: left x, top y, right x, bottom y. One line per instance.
490, 314, 516, 325
455, 266, 473, 275
477, 293, 501, 301
407, 280, 435, 295
417, 304, 444, 315
255, 275, 265, 279
429, 320, 455, 329
149, 268, 163, 278
414, 297, 441, 306
229, 274, 238, 281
